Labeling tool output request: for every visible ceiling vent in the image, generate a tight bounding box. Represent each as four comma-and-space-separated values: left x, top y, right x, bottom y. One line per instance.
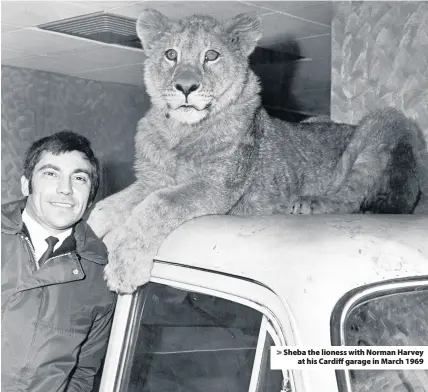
37, 12, 306, 61
38, 12, 141, 49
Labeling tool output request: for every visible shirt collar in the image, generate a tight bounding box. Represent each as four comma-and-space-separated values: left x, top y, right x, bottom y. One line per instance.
22, 208, 72, 259
2, 198, 108, 265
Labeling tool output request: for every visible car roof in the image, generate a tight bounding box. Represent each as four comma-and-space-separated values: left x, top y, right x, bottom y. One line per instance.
157, 214, 428, 282
156, 214, 428, 343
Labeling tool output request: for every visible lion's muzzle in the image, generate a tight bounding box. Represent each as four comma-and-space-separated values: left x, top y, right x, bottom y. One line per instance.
173, 68, 202, 98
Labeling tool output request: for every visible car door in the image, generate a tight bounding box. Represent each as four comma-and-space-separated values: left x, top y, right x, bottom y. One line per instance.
100, 262, 296, 392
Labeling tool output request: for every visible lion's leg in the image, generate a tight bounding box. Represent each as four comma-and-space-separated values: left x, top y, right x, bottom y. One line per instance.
290, 143, 419, 214
290, 109, 421, 214
292, 146, 418, 214
87, 181, 146, 238
103, 181, 242, 293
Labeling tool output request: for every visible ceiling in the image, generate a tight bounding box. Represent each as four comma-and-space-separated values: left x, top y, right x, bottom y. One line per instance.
1, 1, 332, 87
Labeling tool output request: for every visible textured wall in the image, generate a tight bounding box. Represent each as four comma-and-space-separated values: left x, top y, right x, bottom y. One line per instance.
331, 1, 428, 212
1, 66, 149, 203
331, 1, 428, 143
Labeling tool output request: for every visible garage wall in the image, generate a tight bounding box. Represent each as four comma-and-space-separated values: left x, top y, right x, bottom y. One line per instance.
331, 1, 428, 142
1, 65, 149, 203
330, 1, 428, 212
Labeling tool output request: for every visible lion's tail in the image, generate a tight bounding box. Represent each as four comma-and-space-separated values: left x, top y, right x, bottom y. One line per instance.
324, 108, 428, 197
411, 121, 428, 196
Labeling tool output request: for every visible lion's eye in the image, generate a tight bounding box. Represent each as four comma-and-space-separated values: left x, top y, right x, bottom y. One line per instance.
165, 49, 178, 61
205, 50, 220, 62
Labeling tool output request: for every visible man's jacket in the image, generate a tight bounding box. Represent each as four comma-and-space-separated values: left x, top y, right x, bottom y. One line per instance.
1, 199, 116, 392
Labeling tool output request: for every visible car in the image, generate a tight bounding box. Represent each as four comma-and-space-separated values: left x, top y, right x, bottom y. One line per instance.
98, 214, 428, 392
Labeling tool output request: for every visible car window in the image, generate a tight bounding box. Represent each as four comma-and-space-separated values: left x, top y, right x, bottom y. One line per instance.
256, 333, 285, 391
118, 282, 283, 392
341, 287, 428, 392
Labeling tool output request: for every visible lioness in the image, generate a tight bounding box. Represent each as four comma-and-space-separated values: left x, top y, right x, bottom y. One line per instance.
88, 10, 428, 293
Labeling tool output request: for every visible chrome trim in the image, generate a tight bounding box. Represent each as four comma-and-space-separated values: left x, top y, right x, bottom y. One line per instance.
99, 294, 133, 392
249, 316, 268, 392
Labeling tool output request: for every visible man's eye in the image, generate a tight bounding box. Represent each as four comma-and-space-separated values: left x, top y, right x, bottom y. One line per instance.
205, 50, 220, 62
165, 49, 178, 61
43, 171, 57, 177
73, 175, 88, 183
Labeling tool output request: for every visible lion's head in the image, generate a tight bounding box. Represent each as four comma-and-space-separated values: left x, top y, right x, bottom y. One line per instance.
136, 9, 262, 125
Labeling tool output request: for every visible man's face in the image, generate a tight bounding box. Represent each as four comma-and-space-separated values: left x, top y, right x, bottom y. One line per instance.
21, 151, 93, 234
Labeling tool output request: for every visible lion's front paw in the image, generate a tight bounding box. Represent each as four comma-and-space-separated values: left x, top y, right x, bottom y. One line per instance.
103, 230, 153, 294
288, 196, 336, 215
87, 201, 115, 239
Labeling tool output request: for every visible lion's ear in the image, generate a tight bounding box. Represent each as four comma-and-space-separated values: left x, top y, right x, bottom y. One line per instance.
224, 13, 262, 56
136, 9, 172, 50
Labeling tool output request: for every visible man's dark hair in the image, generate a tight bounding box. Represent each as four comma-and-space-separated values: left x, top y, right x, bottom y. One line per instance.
23, 131, 100, 204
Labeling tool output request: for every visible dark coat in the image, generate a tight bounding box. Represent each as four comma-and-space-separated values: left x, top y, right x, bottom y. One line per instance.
1, 199, 116, 392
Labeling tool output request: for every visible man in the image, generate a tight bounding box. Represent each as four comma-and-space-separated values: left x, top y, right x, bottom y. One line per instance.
1, 131, 116, 392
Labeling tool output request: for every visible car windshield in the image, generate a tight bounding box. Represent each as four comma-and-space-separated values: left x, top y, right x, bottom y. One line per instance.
342, 287, 428, 392
118, 282, 282, 392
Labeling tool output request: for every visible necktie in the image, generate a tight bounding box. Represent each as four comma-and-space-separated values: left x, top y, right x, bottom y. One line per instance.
38, 236, 59, 266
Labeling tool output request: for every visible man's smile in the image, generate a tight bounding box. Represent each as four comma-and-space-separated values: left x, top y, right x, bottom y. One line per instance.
50, 202, 74, 208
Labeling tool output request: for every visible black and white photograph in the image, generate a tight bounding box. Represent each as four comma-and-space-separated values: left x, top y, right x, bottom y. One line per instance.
1, 1, 428, 391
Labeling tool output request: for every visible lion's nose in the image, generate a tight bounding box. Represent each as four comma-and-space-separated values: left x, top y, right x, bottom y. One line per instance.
174, 82, 200, 97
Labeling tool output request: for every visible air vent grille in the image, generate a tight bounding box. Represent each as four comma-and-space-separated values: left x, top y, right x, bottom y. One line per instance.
38, 12, 141, 49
